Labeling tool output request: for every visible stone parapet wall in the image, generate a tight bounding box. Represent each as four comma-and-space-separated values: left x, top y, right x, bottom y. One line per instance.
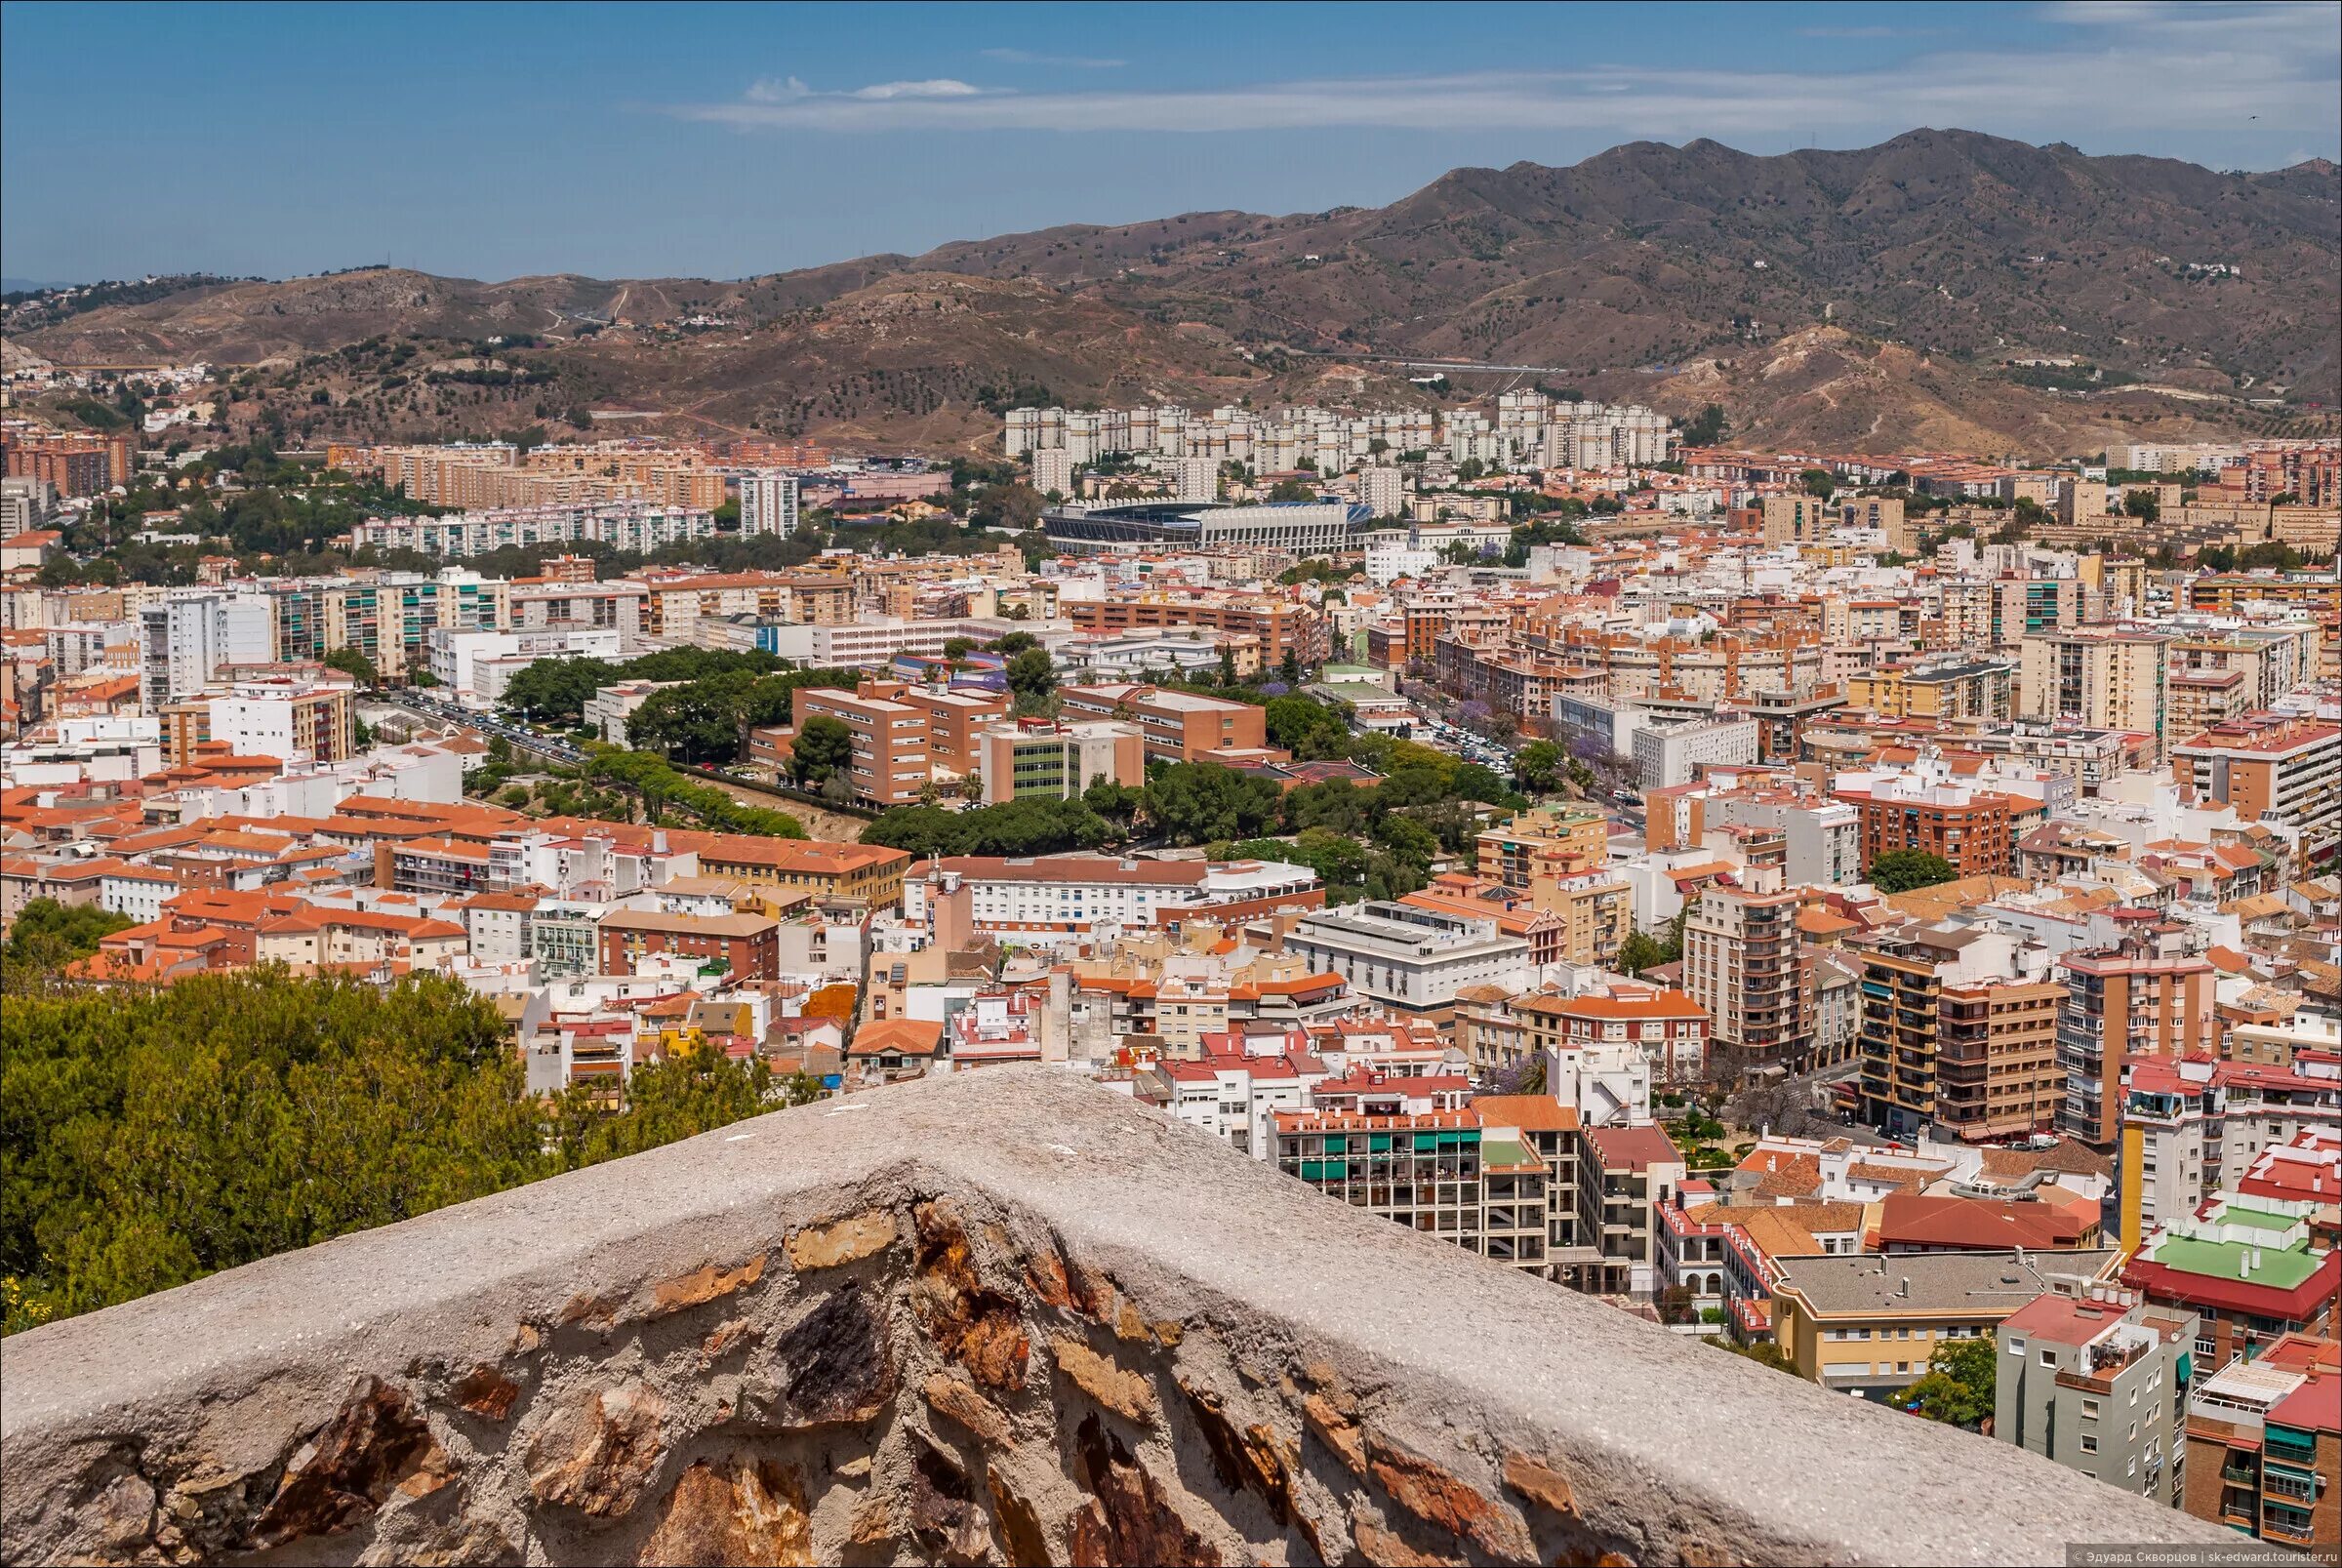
2, 1069, 2238, 1565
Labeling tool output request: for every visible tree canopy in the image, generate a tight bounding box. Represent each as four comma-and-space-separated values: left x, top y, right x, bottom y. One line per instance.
0, 969, 783, 1333
1902, 1336, 1997, 1427
1870, 849, 1958, 894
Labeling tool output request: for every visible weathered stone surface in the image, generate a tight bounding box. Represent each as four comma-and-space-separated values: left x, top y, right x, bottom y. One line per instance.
525, 1384, 667, 1518
989, 1468, 1054, 1568
450, 1364, 520, 1422
634, 1456, 813, 1567
757, 1280, 893, 1427
699, 1317, 759, 1368
556, 1289, 620, 1330
1181, 1380, 1295, 1525
1502, 1451, 1579, 1518
50, 1461, 154, 1566
785, 1209, 896, 1270
1352, 1515, 1463, 1568
1300, 1388, 1366, 1478
1051, 1336, 1156, 1422
1365, 1435, 1533, 1562
251, 1375, 454, 1548
906, 1432, 989, 1559
1026, 1237, 1105, 1316
645, 1253, 766, 1319
358, 1518, 519, 1566
924, 1372, 1015, 1449
911, 1200, 1030, 1391
1070, 1412, 1222, 1568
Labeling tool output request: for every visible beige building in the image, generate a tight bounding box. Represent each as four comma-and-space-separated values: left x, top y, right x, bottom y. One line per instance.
2018, 629, 2171, 760
976, 717, 1144, 806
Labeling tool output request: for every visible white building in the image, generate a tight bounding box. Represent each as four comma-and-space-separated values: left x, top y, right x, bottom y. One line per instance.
1631, 715, 1759, 790
903, 856, 1320, 941
1283, 902, 1532, 1011
427, 626, 625, 702
738, 471, 801, 538
1360, 466, 1406, 519
584, 680, 686, 746
1032, 448, 1076, 498
139, 593, 273, 710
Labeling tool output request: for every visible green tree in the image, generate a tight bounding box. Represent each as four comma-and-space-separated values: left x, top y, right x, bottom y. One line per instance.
1514, 740, 1562, 794
1800, 467, 1836, 499
1870, 849, 1958, 894
1, 970, 791, 1334
2121, 489, 2160, 523
1681, 404, 1727, 447
789, 714, 855, 786
321, 646, 380, 686
1903, 1336, 1997, 1427
1266, 478, 1317, 503
2, 900, 133, 973
1263, 694, 1351, 761
1004, 647, 1059, 704
1143, 761, 1282, 846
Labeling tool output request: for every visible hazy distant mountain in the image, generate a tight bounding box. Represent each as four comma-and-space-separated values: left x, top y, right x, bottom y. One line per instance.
10, 131, 2335, 455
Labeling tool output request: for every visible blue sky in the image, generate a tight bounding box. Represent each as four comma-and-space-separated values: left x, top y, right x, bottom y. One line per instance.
4, 1, 2336, 285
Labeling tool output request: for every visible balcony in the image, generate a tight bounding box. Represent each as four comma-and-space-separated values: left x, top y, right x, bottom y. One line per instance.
0, 1070, 2238, 1567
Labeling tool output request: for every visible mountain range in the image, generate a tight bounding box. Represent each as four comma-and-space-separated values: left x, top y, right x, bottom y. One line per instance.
8, 130, 2336, 457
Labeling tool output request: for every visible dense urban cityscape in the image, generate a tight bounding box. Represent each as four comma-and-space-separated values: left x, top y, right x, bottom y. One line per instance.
3, 4, 2338, 1565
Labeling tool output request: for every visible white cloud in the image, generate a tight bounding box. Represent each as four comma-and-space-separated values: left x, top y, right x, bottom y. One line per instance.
846, 79, 989, 101
674, 14, 2337, 152
981, 47, 1128, 69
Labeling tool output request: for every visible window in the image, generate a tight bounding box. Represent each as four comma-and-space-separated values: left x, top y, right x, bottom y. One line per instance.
2080, 1435, 2097, 1454
2040, 1349, 2059, 1367
2081, 1399, 2099, 1417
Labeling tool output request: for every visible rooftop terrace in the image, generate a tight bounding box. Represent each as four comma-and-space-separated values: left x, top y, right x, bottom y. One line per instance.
1, 1070, 2238, 1565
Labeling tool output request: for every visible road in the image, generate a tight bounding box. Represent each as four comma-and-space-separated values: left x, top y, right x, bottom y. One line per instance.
373, 690, 587, 766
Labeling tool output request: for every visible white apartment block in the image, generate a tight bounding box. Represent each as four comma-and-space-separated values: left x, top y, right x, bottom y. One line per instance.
903, 857, 1320, 940
350, 502, 715, 559
139, 593, 273, 710
738, 471, 801, 538
1632, 715, 1760, 790
1031, 448, 1076, 498
1284, 901, 1532, 1011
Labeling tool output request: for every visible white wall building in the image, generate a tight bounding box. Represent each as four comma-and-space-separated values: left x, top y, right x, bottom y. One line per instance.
1283, 902, 1532, 1011
738, 471, 801, 538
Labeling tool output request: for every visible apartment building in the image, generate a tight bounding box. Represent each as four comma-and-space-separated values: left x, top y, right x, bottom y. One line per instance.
1283, 901, 1532, 1017
1063, 595, 1322, 667
1504, 985, 1712, 1087
1575, 1124, 1687, 1300
677, 835, 909, 909
2120, 1067, 2342, 1251
902, 686, 1010, 775
1833, 769, 2018, 884
792, 679, 934, 807
2057, 940, 2216, 1149
2018, 629, 2171, 761
1272, 1106, 1553, 1276
976, 717, 1143, 805
595, 907, 781, 982
1681, 867, 1810, 1079
2171, 713, 2340, 858
1476, 805, 1610, 889
2182, 1332, 2339, 1551
737, 470, 801, 537
192, 674, 358, 767
2122, 1192, 2338, 1373
904, 856, 1321, 940
1771, 1248, 2120, 1402
1996, 1290, 2198, 1507
1851, 921, 2062, 1144
139, 594, 274, 709
1846, 660, 2014, 724
1632, 714, 1759, 790
1057, 682, 1271, 764
350, 502, 716, 559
